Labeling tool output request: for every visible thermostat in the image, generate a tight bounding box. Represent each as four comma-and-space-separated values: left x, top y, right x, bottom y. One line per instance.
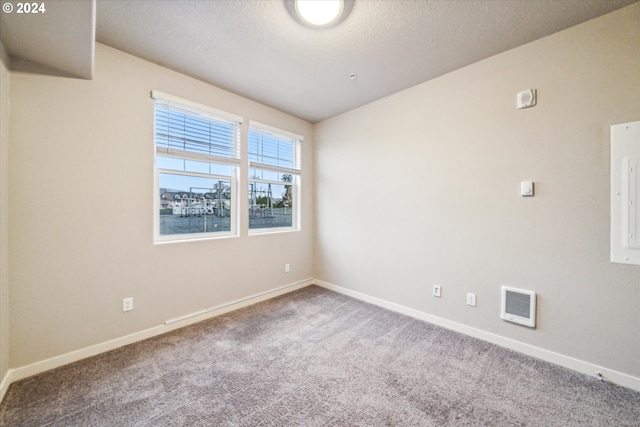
517, 89, 537, 109
521, 181, 534, 197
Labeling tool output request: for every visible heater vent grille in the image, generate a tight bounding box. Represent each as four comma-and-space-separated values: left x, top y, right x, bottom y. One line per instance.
501, 286, 536, 328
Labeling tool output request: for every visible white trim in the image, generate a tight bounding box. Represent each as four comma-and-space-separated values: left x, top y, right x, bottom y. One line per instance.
249, 162, 301, 175
0, 369, 12, 403
87, 0, 96, 79
156, 148, 241, 167
248, 120, 303, 142
151, 90, 243, 124
249, 226, 299, 236
4, 277, 638, 405
157, 167, 233, 181
164, 278, 312, 325
314, 279, 640, 392
6, 278, 313, 386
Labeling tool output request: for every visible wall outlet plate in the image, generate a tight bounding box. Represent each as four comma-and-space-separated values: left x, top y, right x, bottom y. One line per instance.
466, 293, 476, 307
123, 297, 133, 312
433, 285, 441, 298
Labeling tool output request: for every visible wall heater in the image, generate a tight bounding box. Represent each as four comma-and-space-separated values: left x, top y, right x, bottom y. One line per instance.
501, 286, 536, 328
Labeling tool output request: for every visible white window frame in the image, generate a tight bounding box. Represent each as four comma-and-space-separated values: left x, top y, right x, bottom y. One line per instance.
152, 91, 242, 243
248, 121, 302, 235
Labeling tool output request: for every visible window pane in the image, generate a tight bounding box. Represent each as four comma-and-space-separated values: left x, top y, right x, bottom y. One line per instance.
159, 173, 231, 236
249, 168, 295, 184
248, 181, 293, 230
208, 163, 233, 176
184, 160, 209, 174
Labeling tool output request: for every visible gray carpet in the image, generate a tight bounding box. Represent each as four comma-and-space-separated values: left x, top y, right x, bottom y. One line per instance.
1, 285, 638, 426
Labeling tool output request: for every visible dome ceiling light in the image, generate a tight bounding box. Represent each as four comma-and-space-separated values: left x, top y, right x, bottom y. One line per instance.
294, 0, 345, 28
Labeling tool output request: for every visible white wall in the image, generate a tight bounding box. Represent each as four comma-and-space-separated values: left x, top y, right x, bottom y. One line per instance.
0, 41, 10, 383
8, 43, 313, 367
314, 4, 640, 378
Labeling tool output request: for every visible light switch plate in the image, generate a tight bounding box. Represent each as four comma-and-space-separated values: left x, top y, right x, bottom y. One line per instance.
466, 293, 476, 307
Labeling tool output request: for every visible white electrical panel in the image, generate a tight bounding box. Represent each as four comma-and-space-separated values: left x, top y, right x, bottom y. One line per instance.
611, 121, 640, 265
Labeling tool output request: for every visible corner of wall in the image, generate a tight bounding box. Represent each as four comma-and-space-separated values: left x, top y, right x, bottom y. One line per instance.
312, 4, 640, 380
0, 39, 11, 399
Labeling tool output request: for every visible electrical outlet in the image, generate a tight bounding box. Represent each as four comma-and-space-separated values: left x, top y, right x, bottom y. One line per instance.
123, 297, 133, 312
433, 285, 441, 298
285, 263, 290, 273
466, 293, 476, 307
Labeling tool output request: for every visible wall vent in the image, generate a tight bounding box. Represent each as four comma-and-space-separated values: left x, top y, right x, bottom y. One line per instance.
501, 286, 536, 328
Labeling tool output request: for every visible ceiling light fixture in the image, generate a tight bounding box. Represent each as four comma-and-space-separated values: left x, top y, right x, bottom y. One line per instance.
294, 0, 344, 28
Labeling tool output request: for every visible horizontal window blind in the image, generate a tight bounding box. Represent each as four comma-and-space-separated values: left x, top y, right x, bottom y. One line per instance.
154, 99, 240, 163
248, 124, 301, 174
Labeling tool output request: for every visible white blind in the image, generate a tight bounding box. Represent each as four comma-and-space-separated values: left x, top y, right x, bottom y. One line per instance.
248, 124, 301, 173
154, 97, 241, 164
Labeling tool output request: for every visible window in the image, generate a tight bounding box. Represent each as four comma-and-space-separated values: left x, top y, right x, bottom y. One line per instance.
248, 122, 302, 233
153, 91, 242, 242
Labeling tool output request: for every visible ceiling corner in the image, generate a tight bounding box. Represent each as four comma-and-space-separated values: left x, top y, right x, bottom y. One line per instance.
0, 0, 96, 79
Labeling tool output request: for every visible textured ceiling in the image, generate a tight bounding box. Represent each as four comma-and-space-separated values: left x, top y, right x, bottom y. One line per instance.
2, 1, 636, 123
95, 0, 635, 123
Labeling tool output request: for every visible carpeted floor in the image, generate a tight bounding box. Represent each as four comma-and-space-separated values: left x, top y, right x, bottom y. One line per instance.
1, 285, 639, 426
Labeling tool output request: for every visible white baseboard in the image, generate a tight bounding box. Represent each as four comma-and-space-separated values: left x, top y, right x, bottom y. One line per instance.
8, 278, 314, 386
315, 280, 640, 392
0, 368, 12, 403
4, 276, 638, 404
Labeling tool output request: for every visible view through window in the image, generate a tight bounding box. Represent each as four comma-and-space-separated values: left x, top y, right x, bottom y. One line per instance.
153, 92, 241, 241
248, 123, 302, 232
